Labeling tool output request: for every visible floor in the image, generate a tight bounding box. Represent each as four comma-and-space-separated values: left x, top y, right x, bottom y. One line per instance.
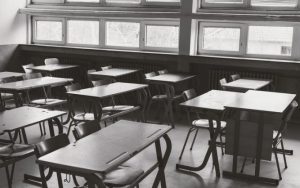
1, 111, 300, 188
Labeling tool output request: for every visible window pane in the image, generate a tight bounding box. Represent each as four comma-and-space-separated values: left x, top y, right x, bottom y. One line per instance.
251, 0, 297, 7
204, 0, 243, 4
106, 0, 140, 3
202, 27, 240, 51
247, 26, 293, 56
106, 21, 140, 48
67, 0, 99, 2
146, 25, 179, 48
36, 20, 63, 41
67, 20, 99, 45
146, 0, 180, 2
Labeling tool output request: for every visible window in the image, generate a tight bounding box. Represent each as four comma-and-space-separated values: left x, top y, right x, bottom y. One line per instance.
106, 0, 140, 4
33, 18, 64, 44
198, 22, 296, 59
198, 23, 244, 55
247, 26, 293, 56
251, 0, 298, 7
200, 0, 299, 8
144, 23, 179, 51
67, 0, 99, 2
67, 20, 100, 46
105, 21, 140, 48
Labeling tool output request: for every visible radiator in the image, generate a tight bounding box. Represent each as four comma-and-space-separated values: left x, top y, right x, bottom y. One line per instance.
209, 69, 278, 90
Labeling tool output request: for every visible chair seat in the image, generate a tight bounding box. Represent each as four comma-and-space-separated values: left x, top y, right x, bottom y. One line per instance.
192, 119, 226, 129
102, 105, 135, 112
0, 144, 34, 159
31, 98, 66, 106
101, 166, 144, 187
152, 94, 168, 100
1, 93, 14, 100
74, 113, 110, 121
273, 130, 282, 140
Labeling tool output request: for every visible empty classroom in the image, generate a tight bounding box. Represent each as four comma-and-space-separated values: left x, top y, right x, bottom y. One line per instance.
1, 0, 300, 188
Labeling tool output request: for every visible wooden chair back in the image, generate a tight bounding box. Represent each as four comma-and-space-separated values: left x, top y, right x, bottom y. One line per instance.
231, 74, 241, 81
22, 64, 34, 73
101, 65, 112, 70
44, 58, 59, 66
73, 121, 101, 141
23, 73, 43, 80
35, 134, 69, 158
157, 69, 168, 75
274, 101, 298, 142
92, 79, 113, 87
144, 72, 157, 79
182, 89, 197, 101
65, 83, 82, 92
219, 78, 227, 90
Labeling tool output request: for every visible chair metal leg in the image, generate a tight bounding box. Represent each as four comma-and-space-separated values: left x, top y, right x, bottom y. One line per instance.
43, 121, 46, 136
190, 129, 199, 151
5, 163, 16, 188
280, 139, 288, 169
219, 134, 225, 155
145, 100, 153, 122
39, 122, 43, 136
66, 120, 74, 136
274, 150, 282, 180
56, 172, 63, 188
240, 157, 247, 173
179, 128, 194, 160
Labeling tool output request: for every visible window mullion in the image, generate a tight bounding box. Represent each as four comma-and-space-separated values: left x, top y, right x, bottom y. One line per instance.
140, 21, 146, 50
240, 24, 248, 56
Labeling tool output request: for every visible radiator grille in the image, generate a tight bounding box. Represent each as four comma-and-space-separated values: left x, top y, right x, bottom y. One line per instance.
209, 69, 278, 90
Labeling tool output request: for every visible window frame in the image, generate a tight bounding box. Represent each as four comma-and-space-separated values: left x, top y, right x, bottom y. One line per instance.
246, 22, 295, 59
199, 0, 300, 10
104, 19, 142, 50
32, 17, 66, 45
66, 18, 102, 48
142, 20, 180, 53
198, 22, 246, 56
197, 21, 297, 60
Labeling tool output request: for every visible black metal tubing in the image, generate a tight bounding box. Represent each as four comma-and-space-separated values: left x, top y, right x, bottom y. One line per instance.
176, 113, 221, 178
153, 134, 172, 188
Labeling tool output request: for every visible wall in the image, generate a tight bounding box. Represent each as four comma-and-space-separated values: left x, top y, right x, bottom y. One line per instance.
0, 0, 27, 71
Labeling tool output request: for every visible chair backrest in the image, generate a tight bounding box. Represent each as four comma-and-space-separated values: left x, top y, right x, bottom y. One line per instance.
23, 73, 43, 80
35, 134, 70, 158
219, 78, 227, 90
44, 58, 59, 66
73, 121, 101, 141
144, 72, 157, 79
22, 64, 34, 73
65, 83, 82, 92
157, 69, 168, 75
274, 100, 298, 141
87, 69, 97, 74
0, 76, 18, 84
92, 79, 113, 87
231, 74, 241, 81
182, 89, 197, 101
101, 65, 112, 70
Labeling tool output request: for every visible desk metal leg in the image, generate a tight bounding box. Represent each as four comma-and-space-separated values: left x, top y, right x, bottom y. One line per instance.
153, 134, 172, 188
176, 119, 221, 178
223, 111, 279, 185
48, 119, 55, 137
52, 117, 64, 135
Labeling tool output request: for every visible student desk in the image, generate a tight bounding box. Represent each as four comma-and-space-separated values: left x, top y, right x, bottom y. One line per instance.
88, 68, 140, 81
223, 90, 296, 185
28, 64, 78, 76
0, 77, 73, 106
37, 120, 172, 188
145, 73, 195, 127
67, 82, 148, 122
176, 90, 243, 177
0, 106, 66, 143
0, 72, 24, 80
222, 78, 272, 91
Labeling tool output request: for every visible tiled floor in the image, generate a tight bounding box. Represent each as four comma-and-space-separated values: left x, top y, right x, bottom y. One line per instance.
1, 113, 300, 188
